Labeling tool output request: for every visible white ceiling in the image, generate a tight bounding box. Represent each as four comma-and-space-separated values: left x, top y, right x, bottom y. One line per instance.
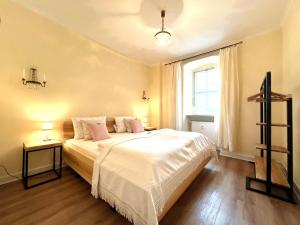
12, 0, 289, 65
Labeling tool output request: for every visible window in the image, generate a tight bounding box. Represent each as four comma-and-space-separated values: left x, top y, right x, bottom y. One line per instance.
193, 67, 219, 115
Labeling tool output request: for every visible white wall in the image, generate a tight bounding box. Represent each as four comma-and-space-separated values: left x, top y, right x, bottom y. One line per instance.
282, 0, 300, 187
238, 30, 284, 158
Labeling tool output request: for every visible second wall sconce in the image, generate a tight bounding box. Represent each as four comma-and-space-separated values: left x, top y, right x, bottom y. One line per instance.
142, 90, 150, 101
22, 67, 47, 88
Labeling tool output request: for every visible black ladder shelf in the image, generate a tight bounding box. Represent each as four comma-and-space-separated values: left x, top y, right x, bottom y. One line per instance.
246, 71, 295, 203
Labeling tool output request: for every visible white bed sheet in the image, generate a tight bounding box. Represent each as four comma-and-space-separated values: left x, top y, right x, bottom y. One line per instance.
65, 132, 147, 158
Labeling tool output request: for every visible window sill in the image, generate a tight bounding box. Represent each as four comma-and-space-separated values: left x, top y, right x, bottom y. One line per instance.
186, 115, 214, 122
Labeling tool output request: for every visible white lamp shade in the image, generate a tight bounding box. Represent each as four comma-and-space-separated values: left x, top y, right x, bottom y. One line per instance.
42, 122, 53, 130
154, 31, 171, 47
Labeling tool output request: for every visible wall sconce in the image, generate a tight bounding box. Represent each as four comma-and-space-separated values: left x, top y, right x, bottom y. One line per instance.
22, 67, 47, 88
142, 90, 150, 101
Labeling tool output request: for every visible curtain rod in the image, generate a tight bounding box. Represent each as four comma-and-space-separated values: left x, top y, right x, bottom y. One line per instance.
164, 41, 243, 66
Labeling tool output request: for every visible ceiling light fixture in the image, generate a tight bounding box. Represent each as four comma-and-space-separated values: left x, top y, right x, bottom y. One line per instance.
154, 10, 171, 47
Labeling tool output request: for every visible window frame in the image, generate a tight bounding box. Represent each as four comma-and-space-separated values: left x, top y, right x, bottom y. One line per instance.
192, 66, 218, 116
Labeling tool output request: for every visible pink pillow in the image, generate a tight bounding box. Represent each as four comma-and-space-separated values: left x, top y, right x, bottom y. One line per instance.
131, 120, 144, 133
86, 123, 110, 141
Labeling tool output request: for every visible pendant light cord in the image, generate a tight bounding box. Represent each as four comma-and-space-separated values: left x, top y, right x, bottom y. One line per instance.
161, 10, 165, 31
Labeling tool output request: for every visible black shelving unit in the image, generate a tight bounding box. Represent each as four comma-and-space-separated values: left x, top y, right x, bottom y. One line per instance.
246, 71, 295, 203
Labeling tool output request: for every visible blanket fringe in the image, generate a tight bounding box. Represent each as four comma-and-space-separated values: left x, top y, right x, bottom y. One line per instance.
100, 187, 149, 225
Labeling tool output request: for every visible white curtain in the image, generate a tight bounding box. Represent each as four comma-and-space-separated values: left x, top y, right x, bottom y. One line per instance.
161, 62, 183, 130
217, 46, 239, 152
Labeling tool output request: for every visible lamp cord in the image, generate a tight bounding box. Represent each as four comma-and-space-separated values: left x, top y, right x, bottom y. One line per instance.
0, 165, 21, 180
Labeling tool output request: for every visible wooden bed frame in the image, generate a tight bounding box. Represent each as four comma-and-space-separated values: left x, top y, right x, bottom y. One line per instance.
62, 119, 211, 221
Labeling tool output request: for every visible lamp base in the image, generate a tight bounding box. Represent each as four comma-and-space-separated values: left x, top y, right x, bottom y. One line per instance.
43, 130, 52, 142
43, 138, 52, 142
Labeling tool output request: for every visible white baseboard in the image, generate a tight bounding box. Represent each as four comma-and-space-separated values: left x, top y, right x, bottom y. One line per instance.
220, 150, 255, 162
0, 163, 66, 186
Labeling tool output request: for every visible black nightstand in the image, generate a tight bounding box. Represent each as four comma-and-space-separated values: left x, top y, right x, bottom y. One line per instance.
22, 140, 62, 189
144, 127, 157, 131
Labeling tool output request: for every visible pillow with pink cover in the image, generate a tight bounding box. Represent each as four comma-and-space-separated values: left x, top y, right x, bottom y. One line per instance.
86, 122, 110, 141
131, 120, 144, 133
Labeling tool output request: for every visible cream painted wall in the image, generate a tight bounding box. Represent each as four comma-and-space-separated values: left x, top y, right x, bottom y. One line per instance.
282, 0, 300, 186
0, 0, 151, 181
238, 30, 284, 158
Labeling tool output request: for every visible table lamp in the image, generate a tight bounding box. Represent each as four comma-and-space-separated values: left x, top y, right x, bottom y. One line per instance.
142, 117, 148, 127
42, 122, 53, 141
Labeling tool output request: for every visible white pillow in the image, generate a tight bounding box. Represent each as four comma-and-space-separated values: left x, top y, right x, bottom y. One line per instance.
114, 116, 134, 133
72, 116, 106, 139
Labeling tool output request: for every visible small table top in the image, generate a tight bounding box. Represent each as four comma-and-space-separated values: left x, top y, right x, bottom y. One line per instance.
23, 140, 62, 151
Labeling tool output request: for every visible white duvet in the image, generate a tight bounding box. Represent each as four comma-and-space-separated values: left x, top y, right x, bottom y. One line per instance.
91, 129, 215, 225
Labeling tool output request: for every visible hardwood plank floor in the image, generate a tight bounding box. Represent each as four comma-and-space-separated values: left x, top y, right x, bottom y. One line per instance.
0, 156, 299, 225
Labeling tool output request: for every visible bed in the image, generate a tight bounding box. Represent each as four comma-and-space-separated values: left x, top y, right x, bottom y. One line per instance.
63, 118, 215, 225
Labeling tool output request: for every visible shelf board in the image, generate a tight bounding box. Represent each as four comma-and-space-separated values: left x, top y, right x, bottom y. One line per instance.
255, 156, 289, 187
256, 144, 289, 154
256, 123, 290, 127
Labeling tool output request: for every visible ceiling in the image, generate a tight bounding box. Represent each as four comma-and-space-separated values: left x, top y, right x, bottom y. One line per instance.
12, 0, 289, 65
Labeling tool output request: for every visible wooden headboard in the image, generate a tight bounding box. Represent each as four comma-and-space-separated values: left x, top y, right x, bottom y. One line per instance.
63, 118, 116, 140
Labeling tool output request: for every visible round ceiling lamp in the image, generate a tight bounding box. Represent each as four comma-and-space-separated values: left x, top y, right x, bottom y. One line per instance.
154, 10, 171, 47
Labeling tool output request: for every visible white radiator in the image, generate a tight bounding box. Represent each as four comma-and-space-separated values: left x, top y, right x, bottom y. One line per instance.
191, 121, 217, 143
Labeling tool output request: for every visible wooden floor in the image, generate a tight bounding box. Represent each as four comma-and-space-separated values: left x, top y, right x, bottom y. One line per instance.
1, 156, 300, 225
